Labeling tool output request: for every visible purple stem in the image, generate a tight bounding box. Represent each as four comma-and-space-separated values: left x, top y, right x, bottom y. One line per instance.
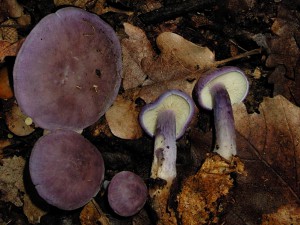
152, 109, 177, 183
211, 83, 237, 160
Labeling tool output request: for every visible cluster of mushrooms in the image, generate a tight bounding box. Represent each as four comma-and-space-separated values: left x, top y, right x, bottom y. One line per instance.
13, 6, 249, 220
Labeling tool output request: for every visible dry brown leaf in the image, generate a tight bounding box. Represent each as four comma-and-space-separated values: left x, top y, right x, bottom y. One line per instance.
0, 139, 12, 160
265, 7, 300, 105
1, 19, 18, 43
141, 32, 205, 83
121, 23, 155, 90
141, 31, 259, 83
88, 118, 113, 138
156, 32, 215, 71
80, 200, 110, 225
177, 154, 245, 225
0, 156, 25, 207
261, 204, 300, 225
23, 195, 47, 224
105, 95, 143, 139
234, 95, 300, 196
0, 139, 12, 150
0, 39, 21, 62
53, 0, 97, 9
2, 0, 24, 18
0, 66, 13, 99
6, 103, 35, 136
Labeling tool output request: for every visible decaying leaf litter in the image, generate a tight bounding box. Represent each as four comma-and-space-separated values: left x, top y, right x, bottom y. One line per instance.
0, 0, 300, 224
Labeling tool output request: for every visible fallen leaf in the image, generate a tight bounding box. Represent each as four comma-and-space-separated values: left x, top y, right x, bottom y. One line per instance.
141, 32, 210, 82
105, 95, 143, 139
0, 66, 14, 99
0, 156, 25, 207
1, 19, 18, 43
234, 95, 300, 196
80, 200, 110, 225
156, 32, 215, 71
5, 103, 35, 136
265, 7, 300, 105
53, 0, 97, 9
177, 154, 245, 225
261, 204, 300, 225
0, 39, 21, 63
2, 0, 24, 18
121, 23, 154, 90
142, 31, 259, 83
23, 194, 47, 224
0, 139, 12, 160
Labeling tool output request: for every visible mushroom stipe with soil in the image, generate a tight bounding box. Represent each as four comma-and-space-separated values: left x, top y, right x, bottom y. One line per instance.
193, 66, 249, 160
139, 89, 195, 224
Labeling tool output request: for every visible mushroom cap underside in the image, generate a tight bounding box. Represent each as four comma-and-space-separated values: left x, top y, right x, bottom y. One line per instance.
193, 66, 249, 110
139, 90, 194, 139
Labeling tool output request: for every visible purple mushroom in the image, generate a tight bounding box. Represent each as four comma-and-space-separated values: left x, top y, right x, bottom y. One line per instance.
193, 66, 249, 160
29, 129, 105, 210
139, 90, 194, 185
13, 7, 122, 131
108, 171, 148, 217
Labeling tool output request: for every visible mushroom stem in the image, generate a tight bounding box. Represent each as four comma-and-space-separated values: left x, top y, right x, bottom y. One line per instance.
152, 109, 176, 183
149, 109, 178, 225
211, 83, 236, 160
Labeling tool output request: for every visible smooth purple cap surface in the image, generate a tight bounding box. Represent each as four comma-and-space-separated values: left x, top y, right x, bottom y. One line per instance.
108, 171, 148, 217
193, 66, 249, 110
139, 90, 195, 139
29, 129, 105, 210
13, 7, 122, 131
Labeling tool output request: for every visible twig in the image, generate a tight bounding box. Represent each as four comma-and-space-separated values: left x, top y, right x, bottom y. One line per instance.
139, 0, 216, 24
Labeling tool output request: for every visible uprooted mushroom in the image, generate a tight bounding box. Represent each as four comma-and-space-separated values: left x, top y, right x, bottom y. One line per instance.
193, 66, 249, 160
139, 90, 195, 224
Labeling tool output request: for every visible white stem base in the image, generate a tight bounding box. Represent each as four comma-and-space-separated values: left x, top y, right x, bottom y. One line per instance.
151, 110, 176, 184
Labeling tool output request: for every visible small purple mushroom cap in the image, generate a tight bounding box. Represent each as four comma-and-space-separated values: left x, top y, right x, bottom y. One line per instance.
108, 171, 148, 217
29, 129, 105, 210
139, 90, 194, 140
13, 7, 122, 131
193, 66, 249, 110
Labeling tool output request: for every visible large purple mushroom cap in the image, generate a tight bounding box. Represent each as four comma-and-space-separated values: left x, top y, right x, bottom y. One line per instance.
29, 129, 105, 210
13, 7, 122, 131
108, 171, 148, 217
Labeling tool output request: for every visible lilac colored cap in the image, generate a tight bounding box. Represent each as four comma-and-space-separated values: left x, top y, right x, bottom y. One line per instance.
108, 171, 148, 217
13, 7, 122, 131
139, 90, 195, 139
193, 66, 249, 110
29, 129, 105, 210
